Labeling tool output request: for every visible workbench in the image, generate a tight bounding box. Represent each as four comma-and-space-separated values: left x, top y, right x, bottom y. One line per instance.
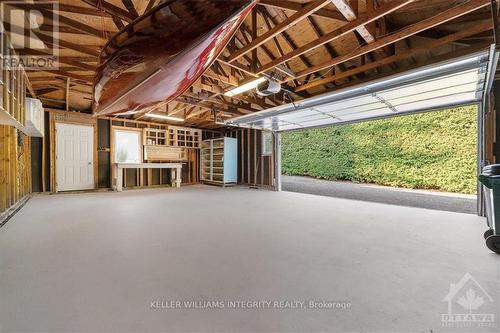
114, 163, 182, 191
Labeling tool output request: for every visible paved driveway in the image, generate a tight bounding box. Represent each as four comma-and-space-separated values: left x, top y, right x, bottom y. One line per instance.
282, 175, 477, 214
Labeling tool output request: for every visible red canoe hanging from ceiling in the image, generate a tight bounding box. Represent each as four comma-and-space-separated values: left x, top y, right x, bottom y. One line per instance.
93, 0, 257, 117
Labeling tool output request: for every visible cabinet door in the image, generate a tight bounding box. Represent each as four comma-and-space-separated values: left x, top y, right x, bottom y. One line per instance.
223, 137, 238, 183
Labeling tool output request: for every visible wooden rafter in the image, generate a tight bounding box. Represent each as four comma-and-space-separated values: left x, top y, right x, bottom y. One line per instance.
38, 24, 115, 36
80, 0, 136, 22
331, 0, 376, 43
203, 69, 239, 86
10, 0, 496, 128
306, 16, 339, 63
331, 0, 395, 63
304, 15, 355, 83
257, 6, 319, 86
183, 91, 256, 113
16, 48, 96, 71
256, 0, 416, 74
293, 0, 491, 79
121, 0, 139, 18
13, 3, 112, 17
226, 0, 332, 62
8, 25, 100, 57
258, 0, 346, 21
36, 8, 107, 38
295, 20, 493, 91
319, 41, 491, 96
112, 17, 125, 30
35, 87, 60, 96
145, 0, 158, 13
38, 69, 94, 84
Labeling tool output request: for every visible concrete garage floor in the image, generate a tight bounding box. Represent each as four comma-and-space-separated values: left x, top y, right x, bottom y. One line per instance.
0, 186, 499, 332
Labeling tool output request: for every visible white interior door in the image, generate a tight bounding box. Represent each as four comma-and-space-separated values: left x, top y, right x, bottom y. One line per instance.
55, 123, 94, 191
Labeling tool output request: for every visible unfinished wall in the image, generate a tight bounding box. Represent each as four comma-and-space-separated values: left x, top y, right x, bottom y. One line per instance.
206, 128, 276, 188
32, 111, 200, 192
30, 110, 276, 192
0, 125, 31, 221
0, 37, 32, 221
104, 119, 199, 189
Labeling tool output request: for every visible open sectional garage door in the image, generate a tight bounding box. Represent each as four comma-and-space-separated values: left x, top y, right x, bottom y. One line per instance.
226, 49, 498, 131
227, 47, 500, 213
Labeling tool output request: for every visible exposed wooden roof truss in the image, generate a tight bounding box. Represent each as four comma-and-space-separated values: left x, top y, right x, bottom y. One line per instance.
4, 0, 497, 129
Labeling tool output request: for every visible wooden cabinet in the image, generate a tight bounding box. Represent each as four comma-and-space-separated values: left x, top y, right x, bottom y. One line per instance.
168, 126, 201, 148
201, 137, 237, 186
143, 128, 167, 145
142, 127, 201, 162
144, 145, 187, 161
143, 127, 201, 148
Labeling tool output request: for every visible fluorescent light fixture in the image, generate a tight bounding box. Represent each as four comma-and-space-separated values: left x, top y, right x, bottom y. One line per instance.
147, 113, 184, 122
224, 77, 266, 97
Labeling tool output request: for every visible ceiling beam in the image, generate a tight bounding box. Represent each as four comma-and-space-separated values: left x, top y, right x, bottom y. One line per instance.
44, 83, 92, 96
306, 16, 339, 62
57, 56, 98, 63
38, 24, 115, 36
183, 91, 257, 113
8, 4, 109, 38
331, 0, 394, 63
305, 14, 353, 81
295, 20, 493, 91
145, 0, 157, 13
259, 9, 300, 78
121, 0, 139, 19
330, 0, 376, 43
38, 97, 67, 105
35, 87, 60, 96
17, 48, 96, 71
203, 69, 239, 86
80, 0, 136, 22
256, 0, 415, 74
226, 0, 332, 63
258, 0, 346, 21
294, 0, 491, 79
13, 3, 112, 17
36, 8, 107, 38
257, 6, 318, 89
318, 41, 491, 96
37, 70, 94, 84
175, 96, 246, 115
8, 24, 100, 57
41, 33, 99, 60
112, 17, 125, 30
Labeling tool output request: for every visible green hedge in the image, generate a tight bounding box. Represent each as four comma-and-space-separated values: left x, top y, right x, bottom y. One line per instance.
281, 106, 477, 194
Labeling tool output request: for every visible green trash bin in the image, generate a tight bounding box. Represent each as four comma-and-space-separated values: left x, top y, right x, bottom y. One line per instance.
478, 164, 500, 254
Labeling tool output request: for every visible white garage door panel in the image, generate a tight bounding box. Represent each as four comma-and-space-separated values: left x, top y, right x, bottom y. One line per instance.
227, 51, 495, 132
56, 123, 94, 191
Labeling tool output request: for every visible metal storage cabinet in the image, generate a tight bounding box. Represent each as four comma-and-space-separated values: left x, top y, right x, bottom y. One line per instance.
201, 137, 237, 186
